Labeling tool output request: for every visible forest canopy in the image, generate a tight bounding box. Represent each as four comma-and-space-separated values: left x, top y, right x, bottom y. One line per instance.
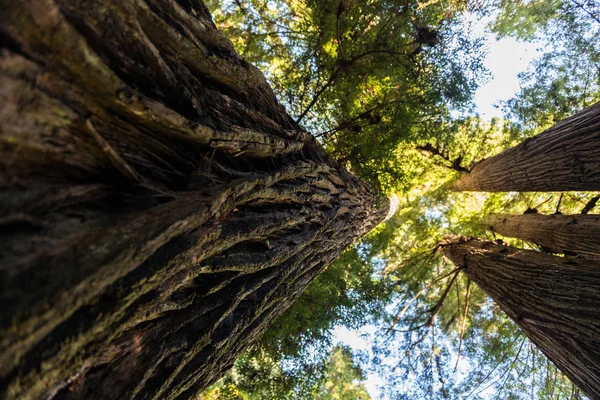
200, 0, 600, 398
2, 0, 599, 398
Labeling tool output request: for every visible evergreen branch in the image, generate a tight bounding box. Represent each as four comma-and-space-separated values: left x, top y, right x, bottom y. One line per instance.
416, 143, 469, 172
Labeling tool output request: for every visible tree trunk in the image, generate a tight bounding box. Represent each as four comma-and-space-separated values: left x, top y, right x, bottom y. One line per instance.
0, 1, 387, 399
485, 213, 600, 260
452, 102, 600, 192
443, 238, 600, 399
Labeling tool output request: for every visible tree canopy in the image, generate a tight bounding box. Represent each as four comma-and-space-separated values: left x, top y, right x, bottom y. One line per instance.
2, 0, 599, 398
197, 0, 600, 398
198, 0, 600, 398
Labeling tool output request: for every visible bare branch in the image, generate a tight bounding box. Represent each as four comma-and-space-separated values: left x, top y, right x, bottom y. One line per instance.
454, 278, 471, 371
581, 195, 599, 214
386, 267, 463, 334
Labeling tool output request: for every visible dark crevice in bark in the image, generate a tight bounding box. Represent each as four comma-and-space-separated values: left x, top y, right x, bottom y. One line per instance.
0, 0, 386, 398
453, 102, 600, 192
443, 238, 600, 399
485, 213, 600, 260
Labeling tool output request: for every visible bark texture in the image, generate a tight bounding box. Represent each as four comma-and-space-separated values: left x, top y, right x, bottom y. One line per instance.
0, 1, 388, 399
453, 102, 600, 191
485, 213, 600, 260
443, 238, 600, 399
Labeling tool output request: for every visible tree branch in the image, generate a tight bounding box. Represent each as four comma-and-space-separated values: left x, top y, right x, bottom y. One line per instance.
416, 143, 469, 172
568, 0, 600, 25
581, 195, 599, 214
386, 267, 463, 334
454, 278, 471, 371
296, 70, 339, 123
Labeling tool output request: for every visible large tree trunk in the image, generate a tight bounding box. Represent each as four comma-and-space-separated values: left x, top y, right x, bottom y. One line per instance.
453, 102, 600, 192
443, 238, 600, 399
0, 1, 387, 399
485, 213, 600, 260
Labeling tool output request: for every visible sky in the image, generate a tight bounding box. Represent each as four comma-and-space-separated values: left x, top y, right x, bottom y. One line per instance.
473, 36, 541, 119
333, 16, 542, 399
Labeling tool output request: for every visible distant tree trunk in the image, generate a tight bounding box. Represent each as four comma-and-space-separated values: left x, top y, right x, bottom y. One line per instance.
0, 1, 387, 399
485, 214, 600, 260
452, 102, 600, 192
443, 238, 600, 399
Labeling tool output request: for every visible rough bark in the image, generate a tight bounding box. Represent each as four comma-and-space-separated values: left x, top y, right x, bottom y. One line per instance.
443, 238, 600, 399
0, 1, 388, 399
453, 102, 600, 192
485, 213, 600, 260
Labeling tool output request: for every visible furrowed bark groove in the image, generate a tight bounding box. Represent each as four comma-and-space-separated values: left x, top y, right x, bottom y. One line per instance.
485, 213, 600, 260
452, 102, 600, 192
443, 238, 600, 399
0, 1, 388, 399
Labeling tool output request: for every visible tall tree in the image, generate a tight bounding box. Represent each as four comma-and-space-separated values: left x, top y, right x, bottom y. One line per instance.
485, 213, 600, 259
442, 238, 600, 399
0, 0, 386, 399
205, 0, 487, 191
453, 101, 600, 191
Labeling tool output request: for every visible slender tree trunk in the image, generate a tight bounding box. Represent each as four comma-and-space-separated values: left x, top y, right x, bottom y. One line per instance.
453, 102, 600, 192
443, 238, 600, 399
485, 213, 600, 260
0, 1, 387, 399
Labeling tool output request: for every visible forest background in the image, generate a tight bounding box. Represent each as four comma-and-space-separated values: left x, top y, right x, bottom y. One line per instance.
197, 0, 600, 398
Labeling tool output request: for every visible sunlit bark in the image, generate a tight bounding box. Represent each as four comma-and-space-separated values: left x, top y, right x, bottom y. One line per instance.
485, 213, 600, 259
453, 102, 600, 192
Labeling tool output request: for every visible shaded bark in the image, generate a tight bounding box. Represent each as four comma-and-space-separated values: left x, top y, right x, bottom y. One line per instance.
485, 213, 600, 260
453, 102, 600, 191
0, 1, 387, 399
443, 238, 600, 399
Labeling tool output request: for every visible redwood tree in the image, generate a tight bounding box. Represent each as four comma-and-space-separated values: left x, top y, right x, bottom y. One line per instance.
485, 213, 600, 260
0, 1, 387, 399
453, 101, 600, 192
443, 238, 600, 399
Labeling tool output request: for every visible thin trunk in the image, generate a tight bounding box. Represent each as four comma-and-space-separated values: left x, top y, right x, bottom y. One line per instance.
485, 213, 600, 260
0, 1, 387, 399
443, 238, 600, 399
453, 102, 600, 191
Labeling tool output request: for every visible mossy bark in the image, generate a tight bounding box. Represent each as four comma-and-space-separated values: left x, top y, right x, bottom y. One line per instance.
0, 1, 387, 399
453, 102, 600, 192
443, 238, 600, 399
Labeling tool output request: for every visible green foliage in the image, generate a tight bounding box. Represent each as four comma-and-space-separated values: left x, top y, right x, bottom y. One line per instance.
205, 345, 372, 399
201, 0, 600, 398
316, 346, 372, 400
262, 246, 391, 356
207, 0, 487, 192
369, 145, 593, 398
210, 245, 391, 399
492, 0, 600, 138
492, 0, 563, 40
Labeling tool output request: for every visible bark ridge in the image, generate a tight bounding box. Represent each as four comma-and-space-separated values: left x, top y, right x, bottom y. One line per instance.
443, 238, 600, 399
485, 213, 600, 260
0, 1, 387, 398
453, 102, 600, 192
